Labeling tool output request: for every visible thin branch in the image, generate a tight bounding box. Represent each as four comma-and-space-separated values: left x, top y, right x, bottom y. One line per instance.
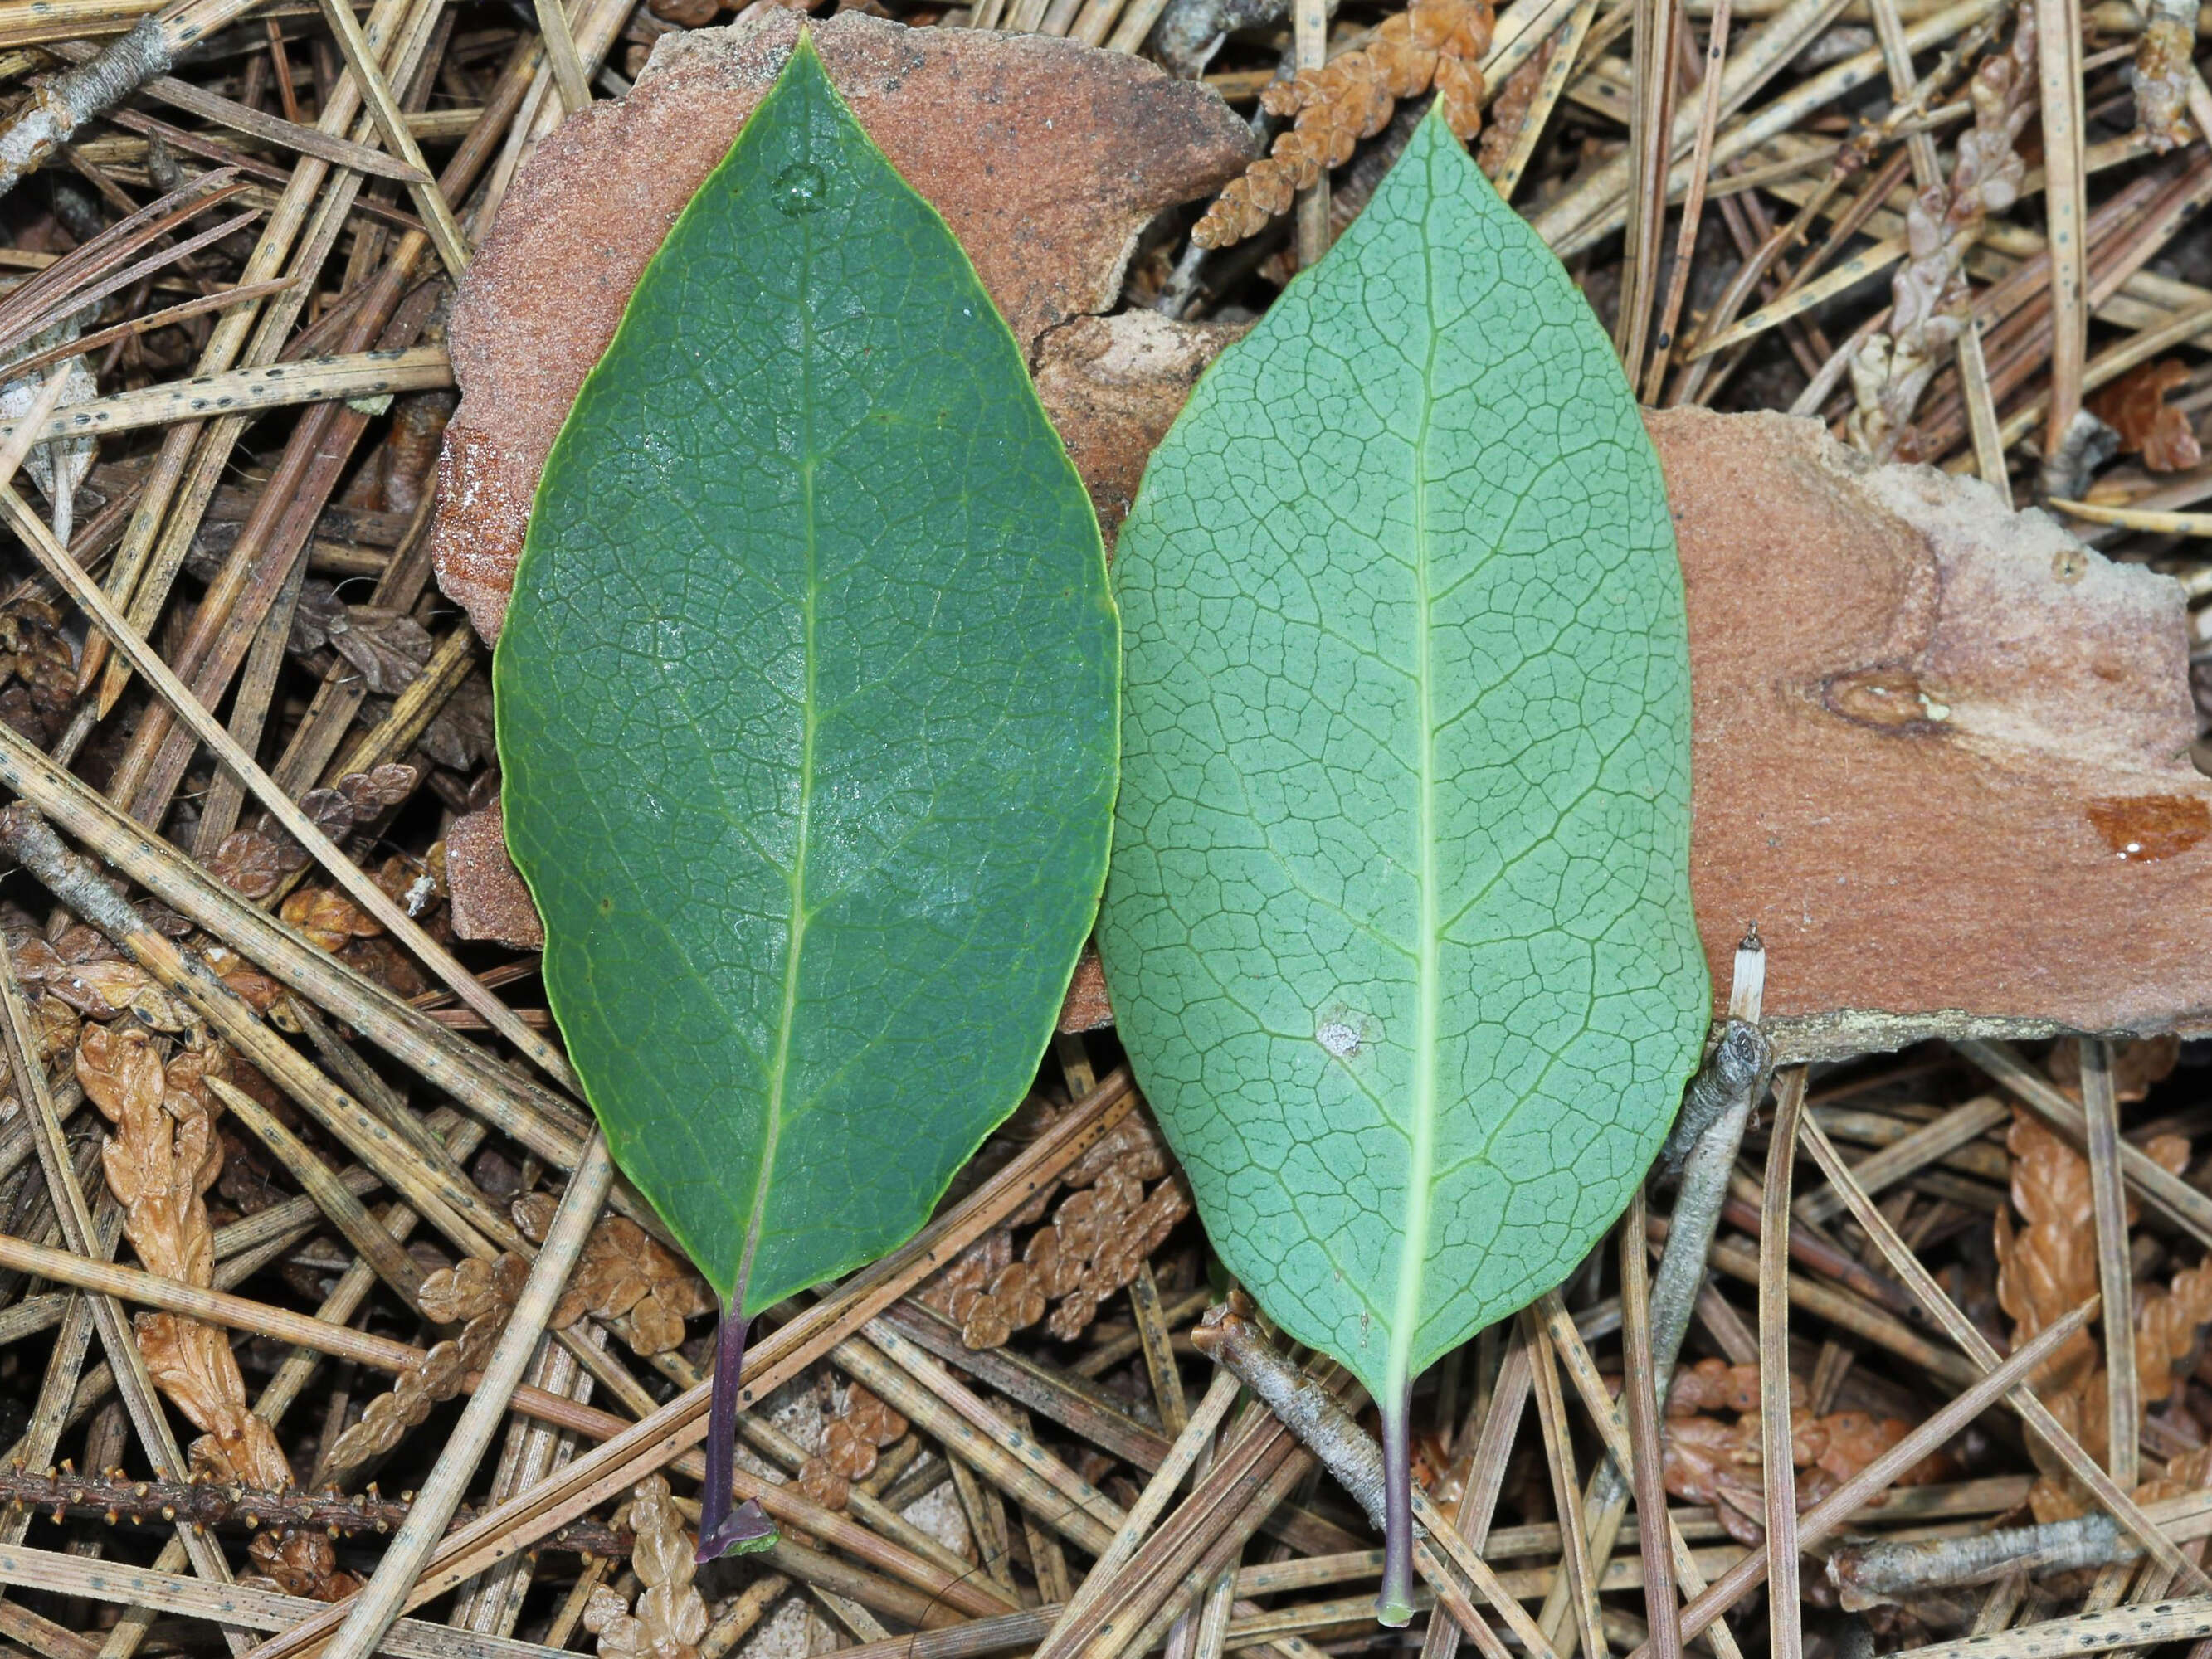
1619, 1190, 1681, 1659
2080, 1039, 2138, 1492
1191, 1299, 1559, 1659
1759, 1067, 1809, 1659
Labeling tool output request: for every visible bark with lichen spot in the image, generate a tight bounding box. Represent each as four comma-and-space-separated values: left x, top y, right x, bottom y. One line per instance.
1826, 1514, 2126, 1609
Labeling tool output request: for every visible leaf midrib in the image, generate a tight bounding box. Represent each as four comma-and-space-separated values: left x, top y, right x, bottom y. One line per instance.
743, 187, 822, 1310
1391, 230, 1443, 1401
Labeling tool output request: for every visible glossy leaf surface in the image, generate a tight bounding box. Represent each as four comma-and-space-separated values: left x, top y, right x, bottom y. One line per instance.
495, 36, 1117, 1316
1100, 108, 1708, 1457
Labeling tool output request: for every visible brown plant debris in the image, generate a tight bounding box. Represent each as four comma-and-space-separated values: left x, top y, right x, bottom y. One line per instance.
1192, 0, 1497, 249
13, 930, 185, 1031
2088, 361, 2204, 474
1661, 1359, 1956, 1545
80, 1027, 279, 1486
1995, 1099, 2212, 1519
1476, 38, 1551, 178
279, 886, 383, 957
2048, 1035, 2182, 1103
442, 800, 546, 948
79, 1023, 357, 1598
1847, 3, 2035, 461
204, 829, 300, 903
289, 581, 434, 698
797, 1384, 910, 1511
322, 1250, 528, 1481
2128, 0, 2200, 152
918, 1107, 1191, 1347
515, 1194, 714, 1357
586, 1477, 709, 1659
0, 598, 77, 748
1028, 314, 1244, 550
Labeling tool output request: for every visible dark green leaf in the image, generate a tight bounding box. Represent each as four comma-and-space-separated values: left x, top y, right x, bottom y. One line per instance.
495, 34, 1118, 1324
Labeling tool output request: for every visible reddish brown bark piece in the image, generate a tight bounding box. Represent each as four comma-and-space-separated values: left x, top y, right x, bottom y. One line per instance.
445, 804, 543, 949
448, 212, 2212, 1052
1033, 312, 1244, 551
1656, 407, 2212, 1058
1060, 947, 1113, 1034
432, 7, 1252, 640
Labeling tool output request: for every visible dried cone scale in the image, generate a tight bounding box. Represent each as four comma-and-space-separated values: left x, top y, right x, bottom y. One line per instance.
797, 1384, 910, 1510
1658, 1359, 1954, 1545
587, 1477, 709, 1659
1193, 0, 1497, 248
916, 1109, 1191, 1349
1995, 1045, 2212, 1520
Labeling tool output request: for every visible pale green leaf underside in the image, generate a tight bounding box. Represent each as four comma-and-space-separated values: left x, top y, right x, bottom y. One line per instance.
1099, 111, 1708, 1400
495, 38, 1118, 1310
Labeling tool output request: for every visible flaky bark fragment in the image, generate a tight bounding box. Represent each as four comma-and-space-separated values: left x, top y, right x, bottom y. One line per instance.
1651, 408, 2212, 1058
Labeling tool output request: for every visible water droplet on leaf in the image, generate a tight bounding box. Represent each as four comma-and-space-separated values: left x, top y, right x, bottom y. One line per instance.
772, 163, 831, 216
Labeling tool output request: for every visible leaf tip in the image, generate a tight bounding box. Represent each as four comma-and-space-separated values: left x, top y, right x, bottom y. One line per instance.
787, 19, 829, 80
1410, 95, 1464, 154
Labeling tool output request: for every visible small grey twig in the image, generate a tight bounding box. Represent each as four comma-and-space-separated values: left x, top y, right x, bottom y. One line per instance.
1152, 0, 1314, 75
1827, 1514, 2128, 1609
0, 20, 175, 203
1533, 937, 1769, 1655
1194, 1300, 1386, 1527
1649, 1019, 1771, 1394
